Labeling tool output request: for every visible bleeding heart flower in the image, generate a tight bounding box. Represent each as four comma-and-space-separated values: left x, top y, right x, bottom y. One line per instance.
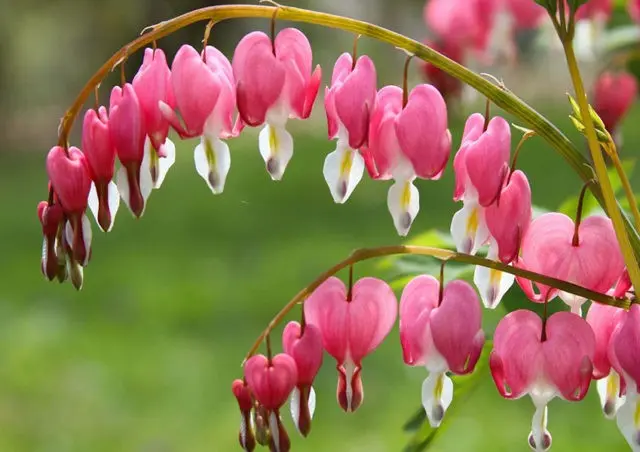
82, 107, 119, 232
282, 321, 323, 437
450, 113, 511, 255
361, 84, 451, 236
490, 310, 595, 452
610, 305, 640, 451
161, 44, 236, 194
233, 28, 322, 181
593, 70, 638, 137
304, 276, 397, 412
46, 146, 93, 267
322, 52, 376, 203
516, 213, 624, 314
399, 275, 485, 427
37, 200, 65, 281
244, 353, 297, 452
586, 302, 628, 419
232, 379, 256, 452
109, 84, 150, 218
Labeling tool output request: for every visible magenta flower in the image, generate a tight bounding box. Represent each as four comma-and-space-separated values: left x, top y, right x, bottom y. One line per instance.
490, 310, 595, 451
161, 44, 236, 194
323, 52, 377, 203
46, 146, 93, 267
304, 276, 397, 412
282, 321, 323, 436
593, 70, 638, 136
362, 84, 451, 235
233, 28, 322, 181
231, 379, 256, 452
399, 276, 484, 427
516, 212, 624, 314
244, 353, 298, 452
37, 200, 65, 281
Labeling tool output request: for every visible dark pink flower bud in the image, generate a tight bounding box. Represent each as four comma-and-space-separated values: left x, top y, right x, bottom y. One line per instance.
37, 200, 64, 281
231, 379, 256, 452
46, 146, 92, 266
282, 321, 323, 436
109, 84, 148, 218
82, 107, 119, 232
244, 354, 297, 452
304, 276, 397, 412
133, 48, 175, 151
593, 71, 638, 134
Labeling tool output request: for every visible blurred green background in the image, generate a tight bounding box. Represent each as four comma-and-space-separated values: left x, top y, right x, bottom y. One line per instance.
2, 0, 639, 451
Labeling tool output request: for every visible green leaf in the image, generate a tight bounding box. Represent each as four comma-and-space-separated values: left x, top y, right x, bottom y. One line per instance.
402, 342, 492, 452
568, 0, 589, 12
378, 229, 455, 271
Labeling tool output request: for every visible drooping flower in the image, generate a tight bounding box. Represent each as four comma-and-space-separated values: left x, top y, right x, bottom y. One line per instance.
132, 47, 176, 190
490, 310, 595, 451
231, 379, 256, 452
361, 84, 451, 236
400, 275, 485, 427
37, 200, 65, 281
82, 107, 119, 232
282, 321, 324, 436
450, 113, 511, 254
161, 44, 236, 194
244, 353, 298, 452
232, 28, 322, 180
610, 305, 640, 451
46, 146, 93, 267
323, 52, 376, 203
516, 212, 624, 314
586, 302, 628, 419
593, 70, 638, 137
304, 276, 397, 412
420, 39, 464, 102
109, 84, 150, 218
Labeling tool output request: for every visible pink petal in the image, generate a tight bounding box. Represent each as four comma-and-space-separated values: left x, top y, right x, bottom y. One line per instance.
593, 70, 638, 133
395, 84, 451, 180
282, 321, 324, 386
399, 275, 440, 366
485, 169, 532, 263
430, 280, 485, 374
302, 64, 322, 119
46, 146, 92, 215
82, 107, 116, 182
233, 32, 286, 126
203, 46, 237, 137
244, 353, 298, 411
453, 113, 485, 201
274, 28, 313, 119
109, 84, 146, 164
586, 302, 627, 379
612, 305, 640, 391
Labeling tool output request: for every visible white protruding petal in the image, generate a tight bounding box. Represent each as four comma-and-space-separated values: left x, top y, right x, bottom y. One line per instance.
421, 372, 453, 428
63, 215, 92, 267
239, 413, 249, 450
597, 370, 626, 419
154, 138, 176, 188
450, 201, 490, 255
528, 405, 552, 452
308, 385, 316, 420
558, 292, 586, 316
41, 237, 49, 272
259, 123, 294, 181
268, 411, 281, 452
322, 144, 365, 204
194, 136, 231, 194
474, 243, 515, 309
343, 357, 358, 412
139, 142, 154, 205
616, 390, 640, 451
106, 180, 120, 231
116, 166, 131, 213
387, 178, 420, 237
88, 182, 100, 227
290, 386, 301, 433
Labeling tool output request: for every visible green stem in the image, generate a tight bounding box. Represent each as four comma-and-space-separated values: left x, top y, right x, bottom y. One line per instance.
609, 145, 640, 232
53, 5, 640, 259
562, 40, 640, 292
243, 245, 631, 362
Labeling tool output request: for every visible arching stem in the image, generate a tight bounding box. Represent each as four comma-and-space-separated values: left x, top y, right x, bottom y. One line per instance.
506, 130, 536, 185
351, 34, 361, 69
242, 245, 631, 363
483, 98, 491, 131
438, 260, 447, 306
346, 264, 354, 302
270, 7, 278, 55
265, 333, 273, 362
572, 180, 593, 246
402, 53, 414, 108
202, 19, 216, 63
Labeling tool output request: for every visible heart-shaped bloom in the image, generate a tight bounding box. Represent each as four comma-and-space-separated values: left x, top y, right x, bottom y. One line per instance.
231, 379, 256, 452
244, 353, 297, 452
37, 200, 65, 281
516, 212, 624, 314
450, 113, 511, 255
322, 53, 376, 203
82, 107, 119, 232
586, 302, 628, 418
593, 70, 638, 135
361, 84, 451, 236
46, 146, 93, 267
400, 275, 485, 427
109, 84, 151, 218
490, 310, 595, 451
610, 305, 640, 451
282, 321, 323, 437
233, 28, 321, 181
304, 276, 397, 412
132, 47, 177, 191
161, 44, 236, 194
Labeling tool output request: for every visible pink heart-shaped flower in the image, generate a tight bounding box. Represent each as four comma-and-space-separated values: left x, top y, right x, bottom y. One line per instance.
46, 146, 91, 214
244, 353, 297, 411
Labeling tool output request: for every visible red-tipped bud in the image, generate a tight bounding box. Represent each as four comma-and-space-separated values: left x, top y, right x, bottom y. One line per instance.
232, 379, 255, 452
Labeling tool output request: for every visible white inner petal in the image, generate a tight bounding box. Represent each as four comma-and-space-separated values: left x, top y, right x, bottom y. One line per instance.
87, 182, 100, 229
598, 370, 626, 419
116, 166, 132, 214
194, 135, 231, 194
106, 180, 120, 232
529, 405, 552, 452
558, 291, 587, 316
450, 200, 489, 255
258, 123, 294, 181
473, 243, 515, 309
154, 137, 176, 189
268, 411, 281, 452
322, 141, 365, 204
616, 389, 640, 451
421, 371, 453, 428
387, 177, 420, 237
343, 356, 358, 412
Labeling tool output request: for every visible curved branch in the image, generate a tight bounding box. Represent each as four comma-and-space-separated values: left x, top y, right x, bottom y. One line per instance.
55, 4, 640, 257
242, 245, 632, 362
